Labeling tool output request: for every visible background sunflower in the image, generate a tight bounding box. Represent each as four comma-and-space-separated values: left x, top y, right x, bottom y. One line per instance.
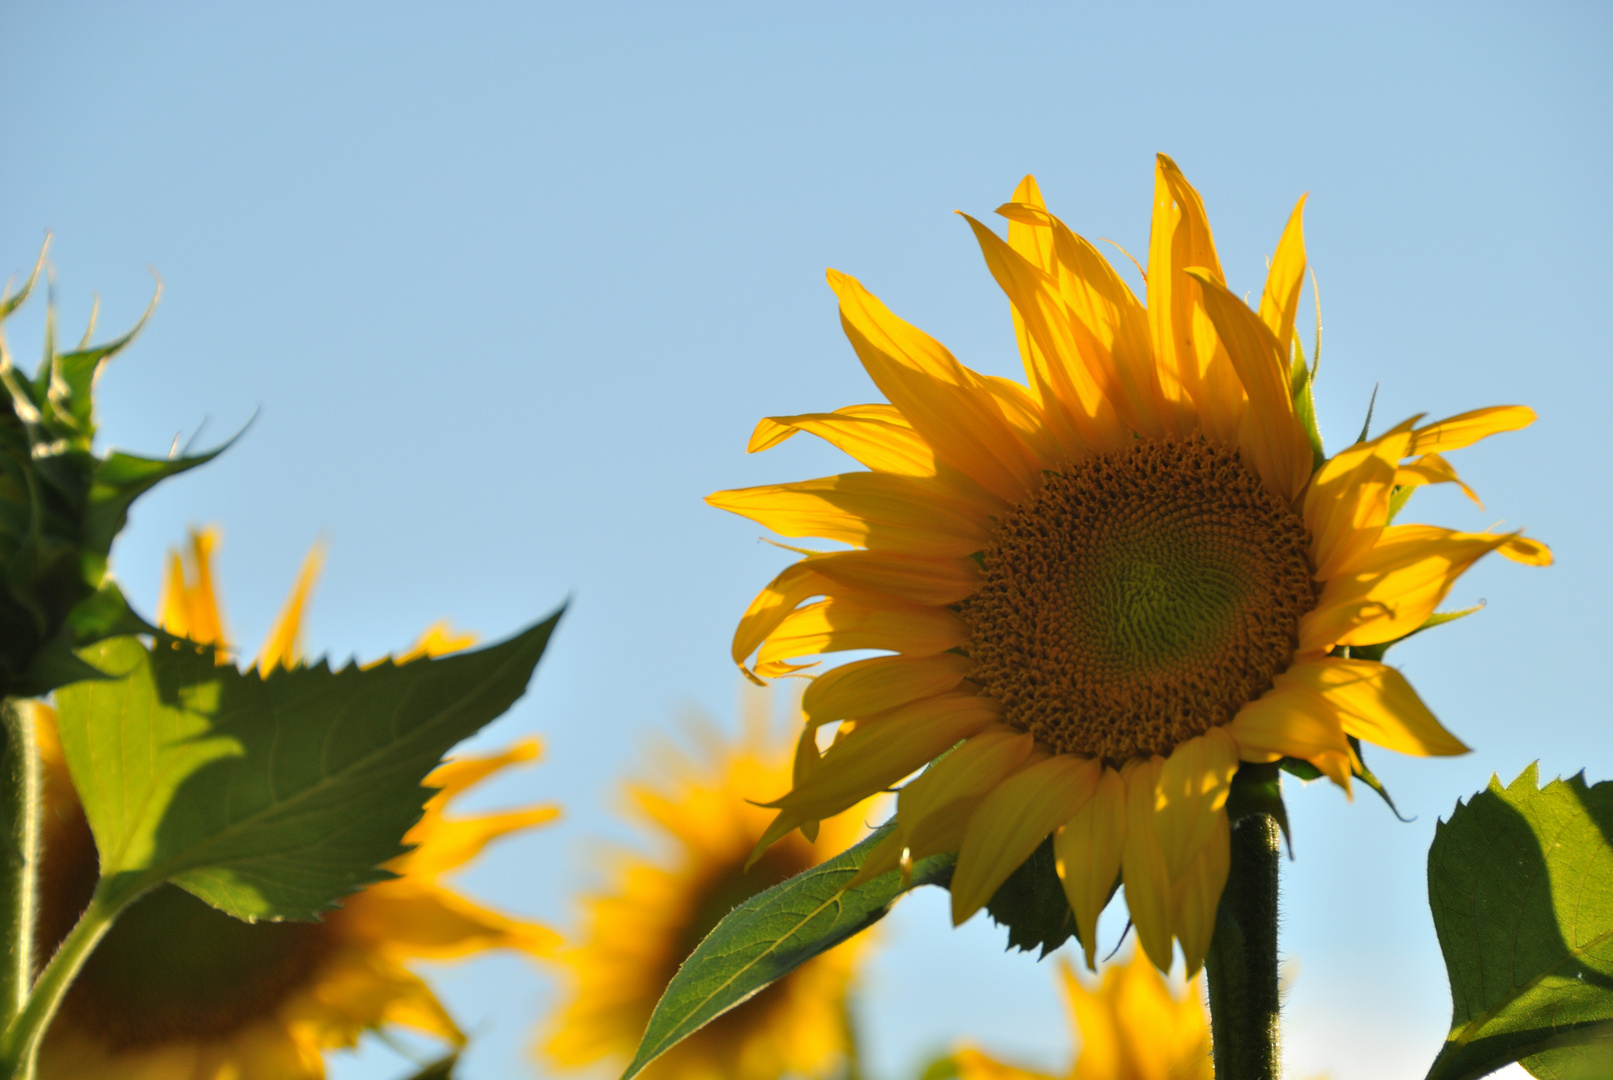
32, 529, 556, 1080
541, 687, 882, 1080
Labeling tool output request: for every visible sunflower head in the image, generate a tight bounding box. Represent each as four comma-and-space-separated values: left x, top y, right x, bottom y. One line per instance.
709, 156, 1550, 975
35, 528, 557, 1080
542, 686, 881, 1080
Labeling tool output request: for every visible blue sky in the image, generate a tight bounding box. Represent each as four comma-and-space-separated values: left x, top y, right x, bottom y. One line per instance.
3, 2, 1608, 1077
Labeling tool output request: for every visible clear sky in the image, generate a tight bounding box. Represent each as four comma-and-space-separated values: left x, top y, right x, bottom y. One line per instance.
3, 2, 1609, 1078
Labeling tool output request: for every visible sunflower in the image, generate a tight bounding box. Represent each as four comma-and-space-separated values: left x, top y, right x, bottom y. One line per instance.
707, 156, 1550, 976
952, 949, 1211, 1080
542, 688, 879, 1080
34, 527, 558, 1080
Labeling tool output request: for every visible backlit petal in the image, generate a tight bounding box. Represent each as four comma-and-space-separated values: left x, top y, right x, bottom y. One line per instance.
1303, 421, 1416, 580
1053, 766, 1127, 969
1283, 658, 1468, 757
756, 596, 967, 670
1409, 405, 1535, 456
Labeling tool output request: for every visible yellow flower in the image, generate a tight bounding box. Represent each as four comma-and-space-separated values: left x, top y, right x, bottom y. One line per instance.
708, 156, 1551, 976
953, 949, 1211, 1080
35, 526, 557, 1080
541, 690, 879, 1080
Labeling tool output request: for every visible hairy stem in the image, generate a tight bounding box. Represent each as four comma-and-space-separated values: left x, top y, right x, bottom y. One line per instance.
0, 876, 141, 1079
0, 701, 40, 1033
1204, 812, 1281, 1080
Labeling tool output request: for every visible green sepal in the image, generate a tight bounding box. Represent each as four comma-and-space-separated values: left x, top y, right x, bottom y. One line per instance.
916, 1054, 963, 1080
621, 822, 954, 1080
1278, 757, 1324, 782
1424, 765, 1613, 1080
53, 609, 561, 922
397, 1054, 458, 1080
1226, 761, 1293, 857
1349, 736, 1413, 823
985, 834, 1080, 958
1288, 335, 1326, 471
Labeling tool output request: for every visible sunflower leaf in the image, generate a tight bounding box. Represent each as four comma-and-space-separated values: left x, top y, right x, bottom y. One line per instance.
622, 823, 954, 1080
1424, 765, 1613, 1080
52, 611, 560, 922
986, 834, 1078, 957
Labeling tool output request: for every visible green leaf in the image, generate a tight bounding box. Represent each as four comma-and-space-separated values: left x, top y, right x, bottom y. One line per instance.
985, 834, 1079, 957
53, 609, 561, 921
396, 1054, 459, 1080
622, 823, 954, 1080
1424, 765, 1613, 1080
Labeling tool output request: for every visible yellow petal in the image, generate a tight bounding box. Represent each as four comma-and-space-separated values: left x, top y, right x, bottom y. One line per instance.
1282, 658, 1468, 756
1119, 756, 1175, 972
706, 472, 994, 556
765, 692, 1001, 818
1147, 157, 1223, 407
255, 539, 326, 674
1303, 421, 1416, 580
1154, 728, 1238, 882
755, 596, 968, 669
897, 727, 1036, 855
828, 268, 1044, 501
1226, 682, 1353, 790
1395, 450, 1484, 509
1053, 765, 1127, 969
1301, 525, 1513, 651
731, 562, 834, 672
1497, 533, 1552, 566
962, 212, 1124, 454
950, 754, 1101, 924
801, 653, 975, 725
748, 408, 938, 476
805, 548, 982, 606
159, 526, 230, 651
1187, 269, 1313, 501
1171, 810, 1230, 977
1257, 194, 1308, 363
1409, 405, 1535, 455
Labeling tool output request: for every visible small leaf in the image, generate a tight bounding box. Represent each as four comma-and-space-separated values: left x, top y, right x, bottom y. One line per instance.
1424, 765, 1613, 1080
397, 1054, 459, 1080
1350, 736, 1413, 823
985, 834, 1079, 957
622, 823, 953, 1080
53, 610, 561, 921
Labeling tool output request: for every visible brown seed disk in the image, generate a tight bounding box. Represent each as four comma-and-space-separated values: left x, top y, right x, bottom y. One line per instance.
960, 439, 1317, 761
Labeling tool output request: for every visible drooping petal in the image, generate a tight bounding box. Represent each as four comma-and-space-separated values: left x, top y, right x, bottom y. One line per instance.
747, 409, 938, 476
1053, 765, 1127, 969
1303, 421, 1416, 580
828, 269, 1043, 501
755, 596, 968, 672
1225, 682, 1353, 789
1394, 452, 1483, 508
1283, 658, 1468, 757
1154, 728, 1238, 883
764, 692, 1001, 818
896, 727, 1037, 859
706, 472, 994, 556
951, 754, 1102, 924
800, 653, 975, 725
1301, 525, 1517, 651
1119, 756, 1174, 972
1409, 405, 1536, 456
1171, 810, 1230, 977
805, 547, 982, 606
731, 562, 834, 674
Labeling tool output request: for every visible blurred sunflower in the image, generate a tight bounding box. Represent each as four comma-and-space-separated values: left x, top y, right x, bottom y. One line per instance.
34, 526, 558, 1080
708, 155, 1551, 975
952, 949, 1210, 1080
541, 688, 880, 1080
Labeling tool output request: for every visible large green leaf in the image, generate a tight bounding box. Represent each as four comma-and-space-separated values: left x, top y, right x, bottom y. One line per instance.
53, 610, 560, 921
622, 824, 954, 1080
1425, 765, 1613, 1080
985, 834, 1079, 958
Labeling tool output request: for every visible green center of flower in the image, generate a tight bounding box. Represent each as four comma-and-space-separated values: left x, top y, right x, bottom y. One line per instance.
962, 439, 1316, 761
59, 883, 333, 1049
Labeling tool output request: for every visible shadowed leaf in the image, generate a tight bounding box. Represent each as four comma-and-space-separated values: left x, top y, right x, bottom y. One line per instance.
622, 823, 953, 1080
1425, 765, 1613, 1080
53, 610, 560, 921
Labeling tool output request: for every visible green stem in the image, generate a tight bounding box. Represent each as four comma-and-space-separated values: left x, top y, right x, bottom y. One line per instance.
0, 700, 40, 1032
0, 878, 134, 1079
1204, 812, 1281, 1080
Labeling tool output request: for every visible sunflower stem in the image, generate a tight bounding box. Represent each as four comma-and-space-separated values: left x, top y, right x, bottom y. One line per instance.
0, 700, 41, 1034
1204, 811, 1281, 1080
0, 875, 140, 1079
